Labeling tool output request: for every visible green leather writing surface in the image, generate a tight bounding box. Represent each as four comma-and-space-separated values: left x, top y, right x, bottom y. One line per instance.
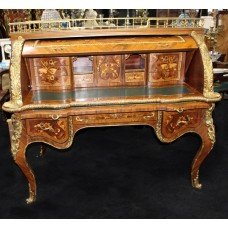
33, 85, 192, 102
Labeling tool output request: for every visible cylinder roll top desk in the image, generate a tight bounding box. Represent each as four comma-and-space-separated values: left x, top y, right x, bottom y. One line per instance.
3, 17, 221, 203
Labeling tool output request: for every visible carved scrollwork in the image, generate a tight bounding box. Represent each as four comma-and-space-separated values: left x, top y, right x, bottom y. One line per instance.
205, 104, 215, 146
9, 114, 23, 159
3, 36, 25, 110
191, 31, 221, 100
155, 111, 168, 143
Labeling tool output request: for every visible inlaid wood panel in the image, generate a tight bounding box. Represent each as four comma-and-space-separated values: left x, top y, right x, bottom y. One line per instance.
22, 35, 198, 57
31, 57, 70, 67
73, 74, 94, 88
26, 117, 69, 143
125, 72, 145, 84
73, 111, 157, 125
29, 57, 71, 90
148, 52, 186, 85
95, 55, 123, 87
161, 109, 204, 138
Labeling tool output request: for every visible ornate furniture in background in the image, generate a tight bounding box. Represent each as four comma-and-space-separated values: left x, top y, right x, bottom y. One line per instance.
0, 10, 7, 38
0, 69, 10, 120
40, 9, 62, 21
216, 10, 228, 62
3, 10, 32, 35
156, 9, 180, 17
3, 9, 32, 23
0, 38, 11, 64
205, 10, 228, 97
0, 38, 11, 119
3, 17, 221, 203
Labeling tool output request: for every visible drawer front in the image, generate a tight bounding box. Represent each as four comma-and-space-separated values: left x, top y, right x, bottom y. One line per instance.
125, 71, 146, 86
161, 109, 204, 138
148, 52, 185, 84
73, 74, 95, 88
26, 117, 69, 143
30, 57, 71, 90
73, 111, 157, 125
72, 56, 95, 88
95, 55, 123, 87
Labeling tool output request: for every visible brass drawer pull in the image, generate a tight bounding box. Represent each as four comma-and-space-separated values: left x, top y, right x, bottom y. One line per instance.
49, 114, 62, 120
176, 108, 184, 113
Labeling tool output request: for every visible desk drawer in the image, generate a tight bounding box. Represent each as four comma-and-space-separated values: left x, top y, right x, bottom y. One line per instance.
26, 116, 69, 143
73, 74, 95, 88
161, 109, 204, 138
73, 111, 157, 125
148, 52, 185, 85
124, 71, 146, 86
29, 57, 71, 90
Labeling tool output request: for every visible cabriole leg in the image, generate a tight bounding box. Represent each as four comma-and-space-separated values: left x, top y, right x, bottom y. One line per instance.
9, 115, 36, 204
14, 143, 37, 204
191, 106, 215, 189
191, 134, 214, 189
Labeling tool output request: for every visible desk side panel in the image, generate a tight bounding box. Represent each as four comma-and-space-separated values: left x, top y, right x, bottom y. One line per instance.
185, 49, 204, 94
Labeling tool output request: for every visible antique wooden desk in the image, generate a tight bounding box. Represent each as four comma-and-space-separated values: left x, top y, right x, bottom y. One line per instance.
3, 18, 221, 203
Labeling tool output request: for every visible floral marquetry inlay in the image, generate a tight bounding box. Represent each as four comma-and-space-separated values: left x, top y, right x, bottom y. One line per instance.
162, 110, 200, 137
149, 52, 184, 83
38, 59, 68, 84
166, 114, 193, 133
96, 55, 122, 85
31, 119, 67, 140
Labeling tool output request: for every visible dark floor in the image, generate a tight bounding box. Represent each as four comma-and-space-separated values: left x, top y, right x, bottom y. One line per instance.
0, 100, 228, 218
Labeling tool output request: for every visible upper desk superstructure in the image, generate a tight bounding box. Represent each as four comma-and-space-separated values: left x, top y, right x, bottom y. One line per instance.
3, 17, 221, 203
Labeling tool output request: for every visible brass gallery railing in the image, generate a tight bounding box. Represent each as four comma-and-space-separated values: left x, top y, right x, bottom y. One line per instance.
9, 17, 204, 33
